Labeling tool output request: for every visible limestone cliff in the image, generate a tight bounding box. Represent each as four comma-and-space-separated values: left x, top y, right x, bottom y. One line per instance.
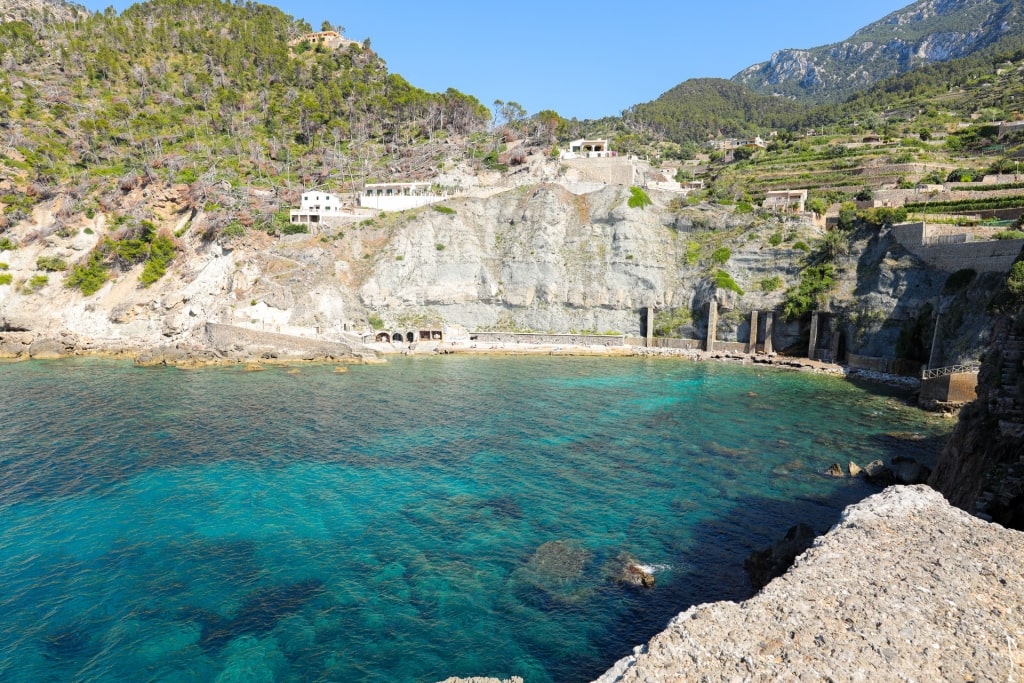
0, 178, 1004, 366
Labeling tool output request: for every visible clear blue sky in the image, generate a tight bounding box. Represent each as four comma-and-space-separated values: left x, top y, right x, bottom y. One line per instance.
79, 0, 912, 120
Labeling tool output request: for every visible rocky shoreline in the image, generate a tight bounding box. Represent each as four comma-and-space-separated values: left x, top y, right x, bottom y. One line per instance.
445, 486, 1024, 683
1, 327, 924, 393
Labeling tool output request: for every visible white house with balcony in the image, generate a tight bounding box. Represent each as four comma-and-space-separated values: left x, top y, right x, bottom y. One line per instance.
290, 191, 347, 225
358, 182, 446, 212
560, 138, 616, 159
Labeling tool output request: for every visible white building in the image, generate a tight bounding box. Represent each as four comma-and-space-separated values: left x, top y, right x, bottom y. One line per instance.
359, 183, 446, 212
290, 191, 347, 225
560, 138, 616, 159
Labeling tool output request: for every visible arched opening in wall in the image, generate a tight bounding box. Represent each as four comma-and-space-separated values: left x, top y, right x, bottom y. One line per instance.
406, 332, 414, 343
376, 332, 390, 343
392, 333, 403, 343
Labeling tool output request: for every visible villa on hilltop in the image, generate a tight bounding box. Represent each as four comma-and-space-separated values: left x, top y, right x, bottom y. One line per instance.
560, 138, 616, 160
287, 30, 359, 50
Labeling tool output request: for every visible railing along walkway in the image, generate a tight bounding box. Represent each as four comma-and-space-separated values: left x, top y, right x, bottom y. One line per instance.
922, 363, 981, 380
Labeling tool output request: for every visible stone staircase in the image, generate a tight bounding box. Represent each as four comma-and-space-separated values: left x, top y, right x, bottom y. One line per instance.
996, 332, 1024, 436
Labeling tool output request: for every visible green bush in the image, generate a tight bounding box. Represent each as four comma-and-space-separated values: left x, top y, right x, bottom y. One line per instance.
712, 269, 744, 295
711, 247, 731, 264
25, 274, 48, 291
66, 253, 108, 295
221, 223, 246, 238
138, 234, 176, 286
653, 307, 693, 336
0, 272, 11, 286
685, 241, 701, 265
0, 262, 8, 269
860, 206, 908, 226
432, 205, 456, 215
36, 256, 67, 272
792, 241, 810, 252
768, 232, 783, 247
368, 314, 385, 330
0, 237, 15, 251
281, 223, 309, 235
435, 243, 446, 251
1008, 261, 1024, 300
627, 186, 652, 210
781, 264, 835, 320
995, 230, 1024, 240
759, 275, 783, 291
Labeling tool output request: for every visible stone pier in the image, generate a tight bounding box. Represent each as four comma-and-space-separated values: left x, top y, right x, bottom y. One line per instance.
830, 317, 842, 364
764, 313, 774, 354
645, 306, 654, 348
706, 301, 718, 352
747, 310, 759, 354
808, 312, 820, 361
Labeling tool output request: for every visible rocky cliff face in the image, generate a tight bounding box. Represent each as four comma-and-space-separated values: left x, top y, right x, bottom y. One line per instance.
733, 0, 1024, 103
0, 178, 1002, 366
930, 310, 1024, 528
0, 0, 84, 27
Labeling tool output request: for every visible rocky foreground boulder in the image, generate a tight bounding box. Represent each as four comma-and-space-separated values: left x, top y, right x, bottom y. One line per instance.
592, 485, 1023, 682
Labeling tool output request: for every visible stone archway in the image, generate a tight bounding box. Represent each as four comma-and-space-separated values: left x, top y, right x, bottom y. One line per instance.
391, 333, 403, 343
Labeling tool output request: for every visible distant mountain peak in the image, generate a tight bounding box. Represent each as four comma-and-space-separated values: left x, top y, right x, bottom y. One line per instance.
733, 0, 1024, 103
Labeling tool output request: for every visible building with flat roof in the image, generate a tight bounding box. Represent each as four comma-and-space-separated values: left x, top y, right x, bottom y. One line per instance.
359, 183, 447, 212
763, 189, 808, 213
290, 191, 347, 225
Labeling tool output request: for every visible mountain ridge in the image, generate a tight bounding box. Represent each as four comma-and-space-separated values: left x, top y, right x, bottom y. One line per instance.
732, 0, 1024, 103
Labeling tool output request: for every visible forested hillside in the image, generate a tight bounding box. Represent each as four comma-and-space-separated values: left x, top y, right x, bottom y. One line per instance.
0, 0, 490, 239
621, 79, 804, 144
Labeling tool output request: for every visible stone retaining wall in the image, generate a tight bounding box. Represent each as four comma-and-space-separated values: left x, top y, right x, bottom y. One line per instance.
469, 332, 625, 347
892, 223, 1023, 273
920, 372, 979, 403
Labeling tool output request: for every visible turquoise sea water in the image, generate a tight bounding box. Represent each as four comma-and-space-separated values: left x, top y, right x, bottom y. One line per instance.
0, 356, 949, 682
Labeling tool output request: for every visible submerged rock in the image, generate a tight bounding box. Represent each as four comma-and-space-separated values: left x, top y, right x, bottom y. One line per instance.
609, 553, 655, 589
511, 539, 593, 606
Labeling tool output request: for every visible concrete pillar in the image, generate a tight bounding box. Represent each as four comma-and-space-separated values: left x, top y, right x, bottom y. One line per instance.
808, 312, 820, 361
645, 306, 654, 348
706, 301, 718, 352
830, 317, 841, 364
747, 310, 759, 355
764, 312, 774, 355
